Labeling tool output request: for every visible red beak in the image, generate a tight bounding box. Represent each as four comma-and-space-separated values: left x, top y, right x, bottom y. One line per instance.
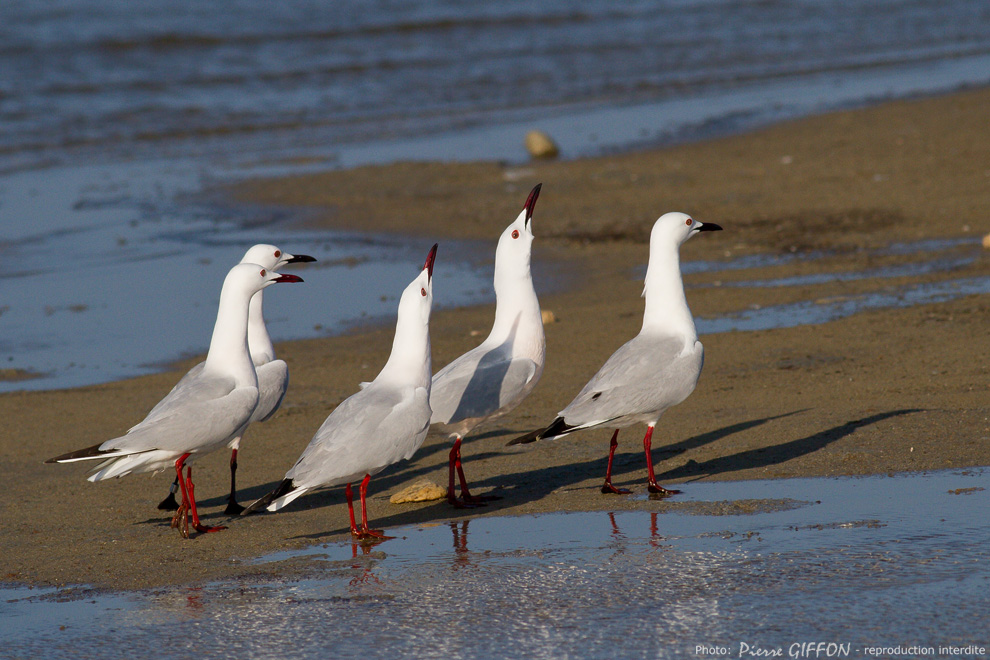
423, 243, 438, 280
274, 273, 304, 283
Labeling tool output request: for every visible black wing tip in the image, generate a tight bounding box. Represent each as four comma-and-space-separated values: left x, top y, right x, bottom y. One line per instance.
45, 442, 108, 464
507, 417, 572, 446
506, 429, 542, 446
241, 478, 296, 516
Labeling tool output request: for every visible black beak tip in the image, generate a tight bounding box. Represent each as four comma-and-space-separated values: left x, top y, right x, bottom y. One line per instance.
698, 222, 723, 232
287, 254, 317, 264
524, 183, 542, 221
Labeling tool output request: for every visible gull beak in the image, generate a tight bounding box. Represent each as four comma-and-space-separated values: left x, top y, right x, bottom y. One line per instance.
523, 183, 541, 233
424, 243, 438, 281
286, 253, 317, 264
696, 222, 723, 232
274, 273, 304, 283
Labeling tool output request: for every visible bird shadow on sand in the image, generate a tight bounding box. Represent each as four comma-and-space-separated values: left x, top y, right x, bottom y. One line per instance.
658, 408, 923, 482
207, 408, 922, 541
457, 410, 811, 501
244, 410, 808, 540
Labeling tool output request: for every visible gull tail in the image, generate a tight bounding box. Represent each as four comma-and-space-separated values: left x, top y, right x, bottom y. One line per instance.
507, 417, 576, 446
241, 478, 308, 516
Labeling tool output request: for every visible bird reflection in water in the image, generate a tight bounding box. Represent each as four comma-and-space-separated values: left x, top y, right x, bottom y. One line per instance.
348, 540, 384, 586
608, 512, 667, 549
450, 521, 472, 569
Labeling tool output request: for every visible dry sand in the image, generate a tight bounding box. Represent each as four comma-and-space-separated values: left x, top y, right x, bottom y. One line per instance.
2, 88, 988, 591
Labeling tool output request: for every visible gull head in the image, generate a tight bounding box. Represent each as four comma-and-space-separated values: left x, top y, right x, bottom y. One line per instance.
225, 262, 304, 299
241, 244, 317, 272
651, 212, 723, 250
397, 243, 438, 327
495, 183, 541, 276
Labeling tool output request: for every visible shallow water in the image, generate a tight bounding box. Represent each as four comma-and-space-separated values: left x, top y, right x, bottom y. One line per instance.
3, 469, 988, 659
688, 236, 990, 334
699, 276, 990, 334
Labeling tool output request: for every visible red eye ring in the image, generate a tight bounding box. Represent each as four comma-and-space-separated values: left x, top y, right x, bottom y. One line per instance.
274, 250, 281, 258
260, 269, 266, 277
421, 287, 427, 297
685, 218, 692, 226
511, 229, 520, 239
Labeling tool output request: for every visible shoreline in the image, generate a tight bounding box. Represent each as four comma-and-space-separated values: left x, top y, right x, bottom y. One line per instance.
2, 87, 988, 591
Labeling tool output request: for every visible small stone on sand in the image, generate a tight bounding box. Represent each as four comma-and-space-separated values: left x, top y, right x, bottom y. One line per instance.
525, 130, 559, 159
389, 479, 447, 504
541, 309, 557, 324
982, 233, 990, 249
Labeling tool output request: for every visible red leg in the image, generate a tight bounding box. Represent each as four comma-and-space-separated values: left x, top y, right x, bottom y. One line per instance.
186, 465, 227, 534
448, 437, 499, 507
602, 430, 632, 494
345, 482, 360, 537
644, 425, 681, 496
224, 448, 245, 515
447, 439, 461, 505
170, 453, 192, 538
357, 473, 392, 540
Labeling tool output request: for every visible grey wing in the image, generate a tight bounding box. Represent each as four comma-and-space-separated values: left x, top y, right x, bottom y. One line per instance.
560, 335, 702, 428
288, 386, 431, 488
252, 359, 289, 423
138, 361, 206, 428
104, 382, 258, 454
431, 348, 539, 425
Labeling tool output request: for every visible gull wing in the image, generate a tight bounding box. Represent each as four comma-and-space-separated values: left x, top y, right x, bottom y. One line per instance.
430, 346, 538, 425
287, 384, 431, 488
106, 374, 258, 454
560, 333, 703, 429
252, 359, 289, 423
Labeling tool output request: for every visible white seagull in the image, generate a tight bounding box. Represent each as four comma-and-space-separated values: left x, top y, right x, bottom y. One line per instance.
430, 184, 544, 506
47, 262, 304, 537
509, 212, 722, 496
243, 244, 437, 541
157, 244, 316, 514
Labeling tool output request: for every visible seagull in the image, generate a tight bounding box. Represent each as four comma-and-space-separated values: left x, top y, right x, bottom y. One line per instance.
430, 184, 544, 506
157, 244, 316, 515
46, 262, 304, 537
508, 212, 722, 496
243, 244, 437, 541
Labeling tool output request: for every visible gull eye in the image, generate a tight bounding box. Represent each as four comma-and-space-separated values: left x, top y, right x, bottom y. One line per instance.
274, 250, 281, 258
421, 287, 427, 297
685, 218, 692, 226
511, 229, 520, 239
260, 269, 266, 277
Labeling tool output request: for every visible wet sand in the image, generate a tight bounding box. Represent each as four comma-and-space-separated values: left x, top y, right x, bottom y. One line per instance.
2, 88, 988, 590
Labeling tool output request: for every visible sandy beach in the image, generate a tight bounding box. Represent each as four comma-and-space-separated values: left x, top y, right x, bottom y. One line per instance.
2, 88, 987, 591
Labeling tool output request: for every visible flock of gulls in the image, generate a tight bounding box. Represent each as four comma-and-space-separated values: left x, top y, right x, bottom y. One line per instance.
47, 184, 723, 540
